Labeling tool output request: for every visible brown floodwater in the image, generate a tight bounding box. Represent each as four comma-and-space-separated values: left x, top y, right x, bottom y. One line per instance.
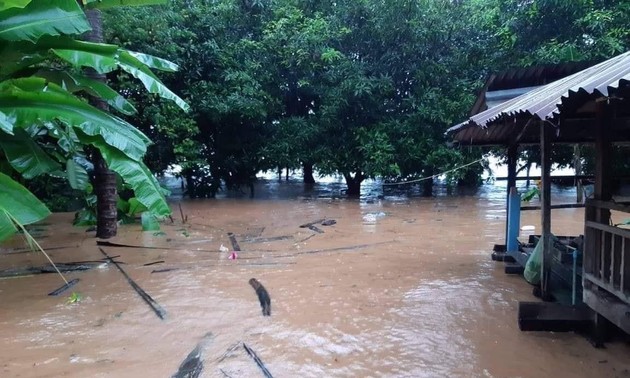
1, 179, 630, 378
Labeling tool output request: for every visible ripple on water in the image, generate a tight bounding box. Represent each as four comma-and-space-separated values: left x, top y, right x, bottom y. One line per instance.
386, 278, 487, 377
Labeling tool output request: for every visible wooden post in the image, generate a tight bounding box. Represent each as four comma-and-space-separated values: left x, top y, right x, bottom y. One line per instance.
588, 99, 619, 345
574, 144, 583, 203
594, 100, 613, 208
586, 100, 613, 280
506, 144, 518, 245
540, 120, 553, 299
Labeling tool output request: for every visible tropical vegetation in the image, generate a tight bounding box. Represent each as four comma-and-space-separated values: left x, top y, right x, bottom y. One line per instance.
104, 0, 630, 198
0, 0, 187, 241
2, 0, 630, 241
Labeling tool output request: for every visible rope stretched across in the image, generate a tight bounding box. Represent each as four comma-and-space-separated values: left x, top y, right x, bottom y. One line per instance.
382, 157, 485, 186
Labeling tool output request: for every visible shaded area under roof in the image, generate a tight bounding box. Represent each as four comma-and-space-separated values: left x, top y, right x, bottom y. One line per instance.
469, 60, 597, 115
448, 51, 630, 146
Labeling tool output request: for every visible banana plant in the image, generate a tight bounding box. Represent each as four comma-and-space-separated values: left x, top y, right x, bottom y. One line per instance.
0, 0, 187, 241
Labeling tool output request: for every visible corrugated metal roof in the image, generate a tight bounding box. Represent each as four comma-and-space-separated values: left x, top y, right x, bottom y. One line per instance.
487, 61, 596, 91
448, 51, 630, 145
468, 61, 596, 116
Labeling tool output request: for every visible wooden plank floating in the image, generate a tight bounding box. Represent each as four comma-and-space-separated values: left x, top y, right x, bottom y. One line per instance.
299, 219, 326, 228
99, 247, 167, 320
227, 232, 241, 251
152, 268, 180, 274
66, 255, 122, 264
243, 235, 293, 243
307, 225, 324, 234
279, 241, 394, 258
0, 262, 104, 278
1, 245, 80, 255
96, 240, 219, 253
243, 343, 273, 378
48, 278, 80, 296
171, 332, 214, 378
143, 260, 165, 266
219, 368, 233, 378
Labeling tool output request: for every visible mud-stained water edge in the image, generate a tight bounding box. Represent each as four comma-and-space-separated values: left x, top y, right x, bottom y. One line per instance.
1, 181, 630, 377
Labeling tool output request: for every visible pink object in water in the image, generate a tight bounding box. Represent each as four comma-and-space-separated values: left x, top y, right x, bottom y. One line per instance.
229, 251, 238, 260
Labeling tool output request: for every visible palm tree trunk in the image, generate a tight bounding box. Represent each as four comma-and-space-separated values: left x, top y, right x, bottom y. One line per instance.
84, 8, 118, 238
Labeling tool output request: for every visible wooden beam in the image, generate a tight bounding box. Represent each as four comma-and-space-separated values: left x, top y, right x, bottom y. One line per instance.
594, 100, 613, 206
585, 101, 613, 279
574, 144, 583, 203
540, 120, 553, 299
586, 199, 630, 213
520, 203, 585, 211
583, 284, 630, 334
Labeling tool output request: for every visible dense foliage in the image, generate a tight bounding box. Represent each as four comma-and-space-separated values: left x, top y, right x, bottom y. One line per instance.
0, 0, 187, 241
3, 0, 630, 237
103, 0, 630, 197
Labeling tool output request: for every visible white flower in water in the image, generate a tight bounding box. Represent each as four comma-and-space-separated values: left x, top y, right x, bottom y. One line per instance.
219, 244, 229, 253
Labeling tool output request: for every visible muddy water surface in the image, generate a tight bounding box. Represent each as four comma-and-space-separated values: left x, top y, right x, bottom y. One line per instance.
1, 181, 630, 378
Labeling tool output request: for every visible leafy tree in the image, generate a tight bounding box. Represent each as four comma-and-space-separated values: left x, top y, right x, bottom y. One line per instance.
106, 0, 274, 197
255, 3, 346, 183
476, 0, 630, 174
0, 0, 187, 241
103, 0, 630, 199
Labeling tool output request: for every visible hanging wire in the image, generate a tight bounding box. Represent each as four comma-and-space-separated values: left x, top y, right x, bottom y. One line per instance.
382, 156, 486, 186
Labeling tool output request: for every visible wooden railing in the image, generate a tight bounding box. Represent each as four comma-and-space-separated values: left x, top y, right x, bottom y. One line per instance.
583, 199, 630, 305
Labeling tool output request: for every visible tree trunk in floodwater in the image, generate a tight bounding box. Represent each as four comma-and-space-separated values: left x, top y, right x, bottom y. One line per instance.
94, 153, 118, 238
526, 164, 531, 187
303, 163, 315, 184
85, 8, 117, 238
422, 168, 434, 197
343, 172, 363, 197
285, 167, 289, 181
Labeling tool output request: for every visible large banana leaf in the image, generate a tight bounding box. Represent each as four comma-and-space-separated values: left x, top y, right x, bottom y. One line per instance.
0, 0, 90, 43
0, 0, 31, 12
66, 158, 89, 190
3, 36, 187, 112
118, 51, 189, 111
85, 135, 171, 216
0, 172, 51, 241
126, 50, 179, 72
52, 48, 118, 74
0, 77, 151, 160
47, 41, 188, 111
0, 128, 61, 178
83, 0, 166, 10
36, 69, 137, 115
1, 37, 118, 78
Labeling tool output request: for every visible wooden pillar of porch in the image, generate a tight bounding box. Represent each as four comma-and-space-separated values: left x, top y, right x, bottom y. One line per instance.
585, 99, 614, 343
594, 100, 613, 221
540, 120, 553, 299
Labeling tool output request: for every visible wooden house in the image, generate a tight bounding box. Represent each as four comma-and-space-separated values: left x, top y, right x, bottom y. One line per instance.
447, 51, 630, 336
